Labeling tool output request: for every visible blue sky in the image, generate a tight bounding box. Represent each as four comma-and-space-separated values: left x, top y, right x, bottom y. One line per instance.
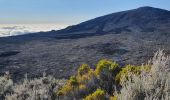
0, 0, 170, 25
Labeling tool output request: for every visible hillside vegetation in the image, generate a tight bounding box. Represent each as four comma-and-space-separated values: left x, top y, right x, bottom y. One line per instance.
0, 50, 170, 100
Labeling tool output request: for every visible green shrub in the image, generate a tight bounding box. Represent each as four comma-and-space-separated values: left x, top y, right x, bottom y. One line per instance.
83, 89, 105, 100
110, 95, 118, 100
115, 64, 150, 85
95, 59, 119, 75
69, 76, 79, 86
94, 59, 120, 95
58, 64, 96, 99
77, 69, 95, 85
57, 76, 79, 96
115, 65, 140, 84
78, 64, 91, 76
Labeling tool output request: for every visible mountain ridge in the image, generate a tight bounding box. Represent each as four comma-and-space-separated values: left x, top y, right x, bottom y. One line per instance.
1, 6, 170, 40
66, 7, 169, 31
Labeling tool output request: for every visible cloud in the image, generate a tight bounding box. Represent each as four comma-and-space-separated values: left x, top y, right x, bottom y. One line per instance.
0, 24, 68, 37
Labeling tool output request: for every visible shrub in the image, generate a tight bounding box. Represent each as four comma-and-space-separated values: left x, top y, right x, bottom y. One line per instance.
5, 74, 66, 100
57, 76, 79, 97
95, 59, 119, 75
0, 72, 13, 99
115, 64, 151, 85
58, 64, 97, 99
77, 68, 96, 85
83, 89, 105, 100
115, 65, 142, 85
2, 50, 168, 100
57, 82, 73, 96
78, 64, 91, 76
95, 59, 120, 95
110, 95, 118, 100
69, 76, 79, 86
79, 84, 86, 90
116, 50, 170, 100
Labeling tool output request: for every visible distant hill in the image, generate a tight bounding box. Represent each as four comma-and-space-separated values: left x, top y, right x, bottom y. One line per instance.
0, 6, 170, 80
56, 6, 170, 36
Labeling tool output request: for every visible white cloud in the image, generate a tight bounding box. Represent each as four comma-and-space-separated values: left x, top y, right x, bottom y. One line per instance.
0, 24, 68, 37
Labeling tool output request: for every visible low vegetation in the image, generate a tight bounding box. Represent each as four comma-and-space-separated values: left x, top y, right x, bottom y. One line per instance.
0, 73, 66, 100
0, 50, 170, 100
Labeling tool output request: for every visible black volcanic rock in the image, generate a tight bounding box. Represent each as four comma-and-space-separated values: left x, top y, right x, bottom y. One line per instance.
0, 51, 20, 58
0, 6, 170, 80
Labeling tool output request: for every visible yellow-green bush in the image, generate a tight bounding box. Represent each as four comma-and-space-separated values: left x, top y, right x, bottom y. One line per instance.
58, 59, 151, 99
57, 76, 79, 96
94, 59, 120, 95
79, 84, 86, 90
77, 69, 95, 84
95, 59, 119, 75
57, 64, 95, 98
115, 65, 141, 84
109, 95, 118, 100
78, 64, 91, 76
83, 89, 105, 100
53, 51, 170, 100
69, 76, 79, 86
115, 64, 151, 85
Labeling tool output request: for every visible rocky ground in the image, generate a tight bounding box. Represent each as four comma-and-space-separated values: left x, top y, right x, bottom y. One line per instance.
0, 7, 170, 81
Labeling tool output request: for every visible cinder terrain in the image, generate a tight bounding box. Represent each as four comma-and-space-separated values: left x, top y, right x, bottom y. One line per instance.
0, 6, 170, 80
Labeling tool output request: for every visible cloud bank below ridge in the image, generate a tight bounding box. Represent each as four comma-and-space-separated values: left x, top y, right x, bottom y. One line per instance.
0, 24, 68, 37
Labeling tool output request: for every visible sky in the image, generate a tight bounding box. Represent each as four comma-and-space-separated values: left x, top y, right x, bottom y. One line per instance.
0, 0, 170, 25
